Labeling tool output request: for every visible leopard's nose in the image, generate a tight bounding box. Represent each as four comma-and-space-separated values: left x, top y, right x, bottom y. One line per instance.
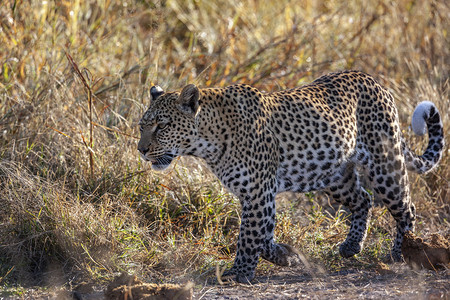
138, 146, 149, 155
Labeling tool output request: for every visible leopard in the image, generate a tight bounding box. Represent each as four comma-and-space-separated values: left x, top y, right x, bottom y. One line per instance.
138, 70, 444, 283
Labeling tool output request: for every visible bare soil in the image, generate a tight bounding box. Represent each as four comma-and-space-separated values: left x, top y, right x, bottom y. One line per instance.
195, 266, 449, 299
56, 263, 450, 300
14, 264, 448, 299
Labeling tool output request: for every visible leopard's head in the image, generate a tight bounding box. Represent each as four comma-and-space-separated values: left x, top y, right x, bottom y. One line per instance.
138, 84, 201, 170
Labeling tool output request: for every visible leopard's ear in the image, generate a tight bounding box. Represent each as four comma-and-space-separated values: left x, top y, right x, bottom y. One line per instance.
150, 85, 164, 101
177, 84, 200, 116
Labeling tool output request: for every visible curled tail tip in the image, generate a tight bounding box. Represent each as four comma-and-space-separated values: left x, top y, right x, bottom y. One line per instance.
411, 101, 438, 136
406, 100, 444, 174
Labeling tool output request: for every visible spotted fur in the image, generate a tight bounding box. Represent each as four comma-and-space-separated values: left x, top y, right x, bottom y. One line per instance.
138, 71, 444, 283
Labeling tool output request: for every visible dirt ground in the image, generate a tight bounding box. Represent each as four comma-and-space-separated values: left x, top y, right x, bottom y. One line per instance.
4, 263, 448, 299
195, 266, 449, 300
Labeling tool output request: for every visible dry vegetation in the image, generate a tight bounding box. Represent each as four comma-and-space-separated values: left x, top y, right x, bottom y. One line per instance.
0, 0, 448, 298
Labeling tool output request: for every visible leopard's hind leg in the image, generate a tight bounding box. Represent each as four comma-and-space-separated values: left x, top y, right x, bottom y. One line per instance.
367, 139, 415, 261
324, 163, 373, 258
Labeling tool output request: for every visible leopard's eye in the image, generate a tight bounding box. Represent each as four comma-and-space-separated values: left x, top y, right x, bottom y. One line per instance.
139, 125, 144, 132
157, 123, 168, 131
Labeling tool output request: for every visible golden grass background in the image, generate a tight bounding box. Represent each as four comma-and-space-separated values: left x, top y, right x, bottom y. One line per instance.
0, 0, 448, 292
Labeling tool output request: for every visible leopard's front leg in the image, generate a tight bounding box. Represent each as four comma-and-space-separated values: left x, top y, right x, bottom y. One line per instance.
222, 200, 262, 283
223, 188, 301, 283
219, 128, 302, 282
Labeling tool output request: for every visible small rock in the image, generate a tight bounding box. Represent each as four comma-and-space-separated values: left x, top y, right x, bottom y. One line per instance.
105, 272, 193, 300
375, 261, 394, 275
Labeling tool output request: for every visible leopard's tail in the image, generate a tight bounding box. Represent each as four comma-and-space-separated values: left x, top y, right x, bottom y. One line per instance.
403, 101, 445, 174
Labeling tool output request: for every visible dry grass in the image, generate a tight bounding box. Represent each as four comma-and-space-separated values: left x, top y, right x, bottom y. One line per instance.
0, 0, 448, 296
